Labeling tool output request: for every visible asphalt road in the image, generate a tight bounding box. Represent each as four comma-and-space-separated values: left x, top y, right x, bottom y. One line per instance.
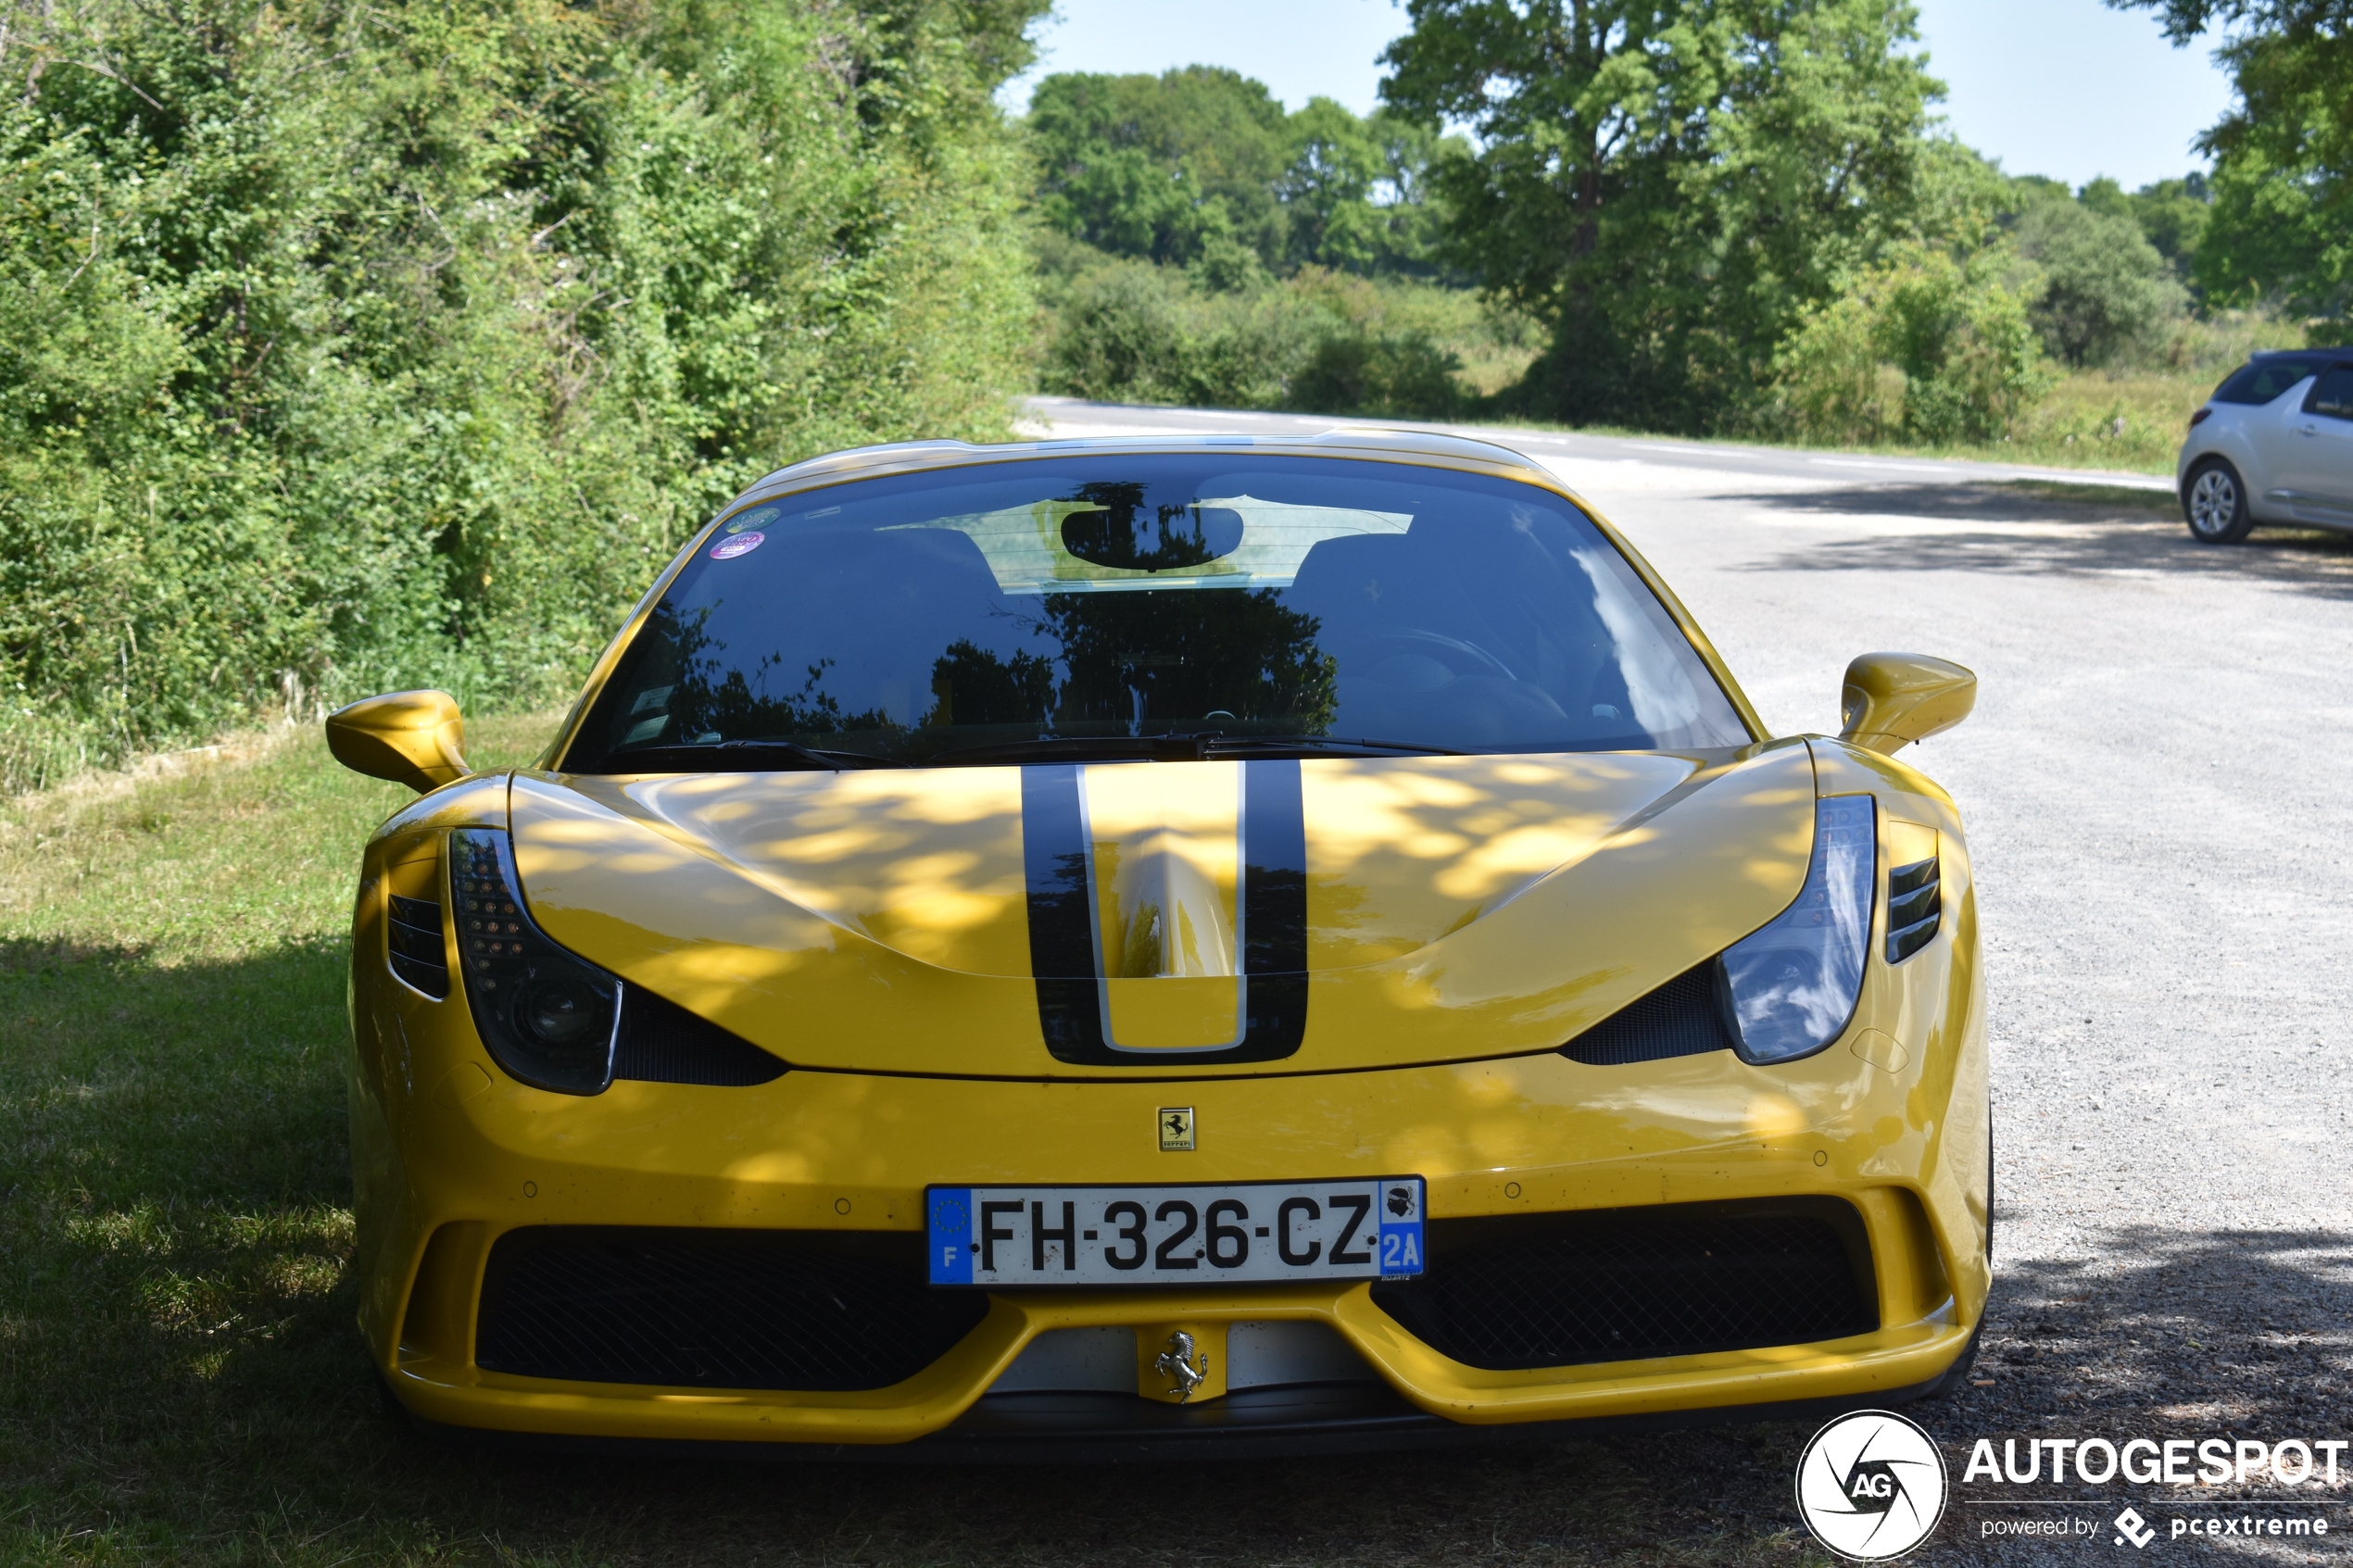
1020, 402, 2353, 1563
1022, 394, 2180, 493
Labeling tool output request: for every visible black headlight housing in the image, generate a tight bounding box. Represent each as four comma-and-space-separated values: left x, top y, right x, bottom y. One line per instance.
450, 827, 622, 1095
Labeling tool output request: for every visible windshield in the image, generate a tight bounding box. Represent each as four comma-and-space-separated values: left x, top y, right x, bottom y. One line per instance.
564, 455, 1750, 771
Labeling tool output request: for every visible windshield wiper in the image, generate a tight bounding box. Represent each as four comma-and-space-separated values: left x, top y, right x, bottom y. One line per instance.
928, 734, 1465, 766
582, 739, 902, 772
929, 736, 1208, 766
1209, 735, 1466, 757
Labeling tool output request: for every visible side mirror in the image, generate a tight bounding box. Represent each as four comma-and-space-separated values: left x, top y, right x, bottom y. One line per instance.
325, 690, 471, 793
1839, 653, 1976, 755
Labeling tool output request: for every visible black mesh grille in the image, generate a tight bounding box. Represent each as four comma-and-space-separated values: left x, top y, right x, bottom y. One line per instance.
474, 1227, 988, 1390
386, 895, 449, 998
1560, 961, 1735, 1065
1370, 1199, 1877, 1371
614, 987, 787, 1085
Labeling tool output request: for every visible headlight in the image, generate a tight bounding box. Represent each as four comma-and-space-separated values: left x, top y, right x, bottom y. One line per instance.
1717, 794, 1876, 1065
450, 827, 622, 1094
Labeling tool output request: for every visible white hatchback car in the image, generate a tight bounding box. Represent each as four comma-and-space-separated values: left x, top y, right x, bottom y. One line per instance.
2178, 349, 2353, 542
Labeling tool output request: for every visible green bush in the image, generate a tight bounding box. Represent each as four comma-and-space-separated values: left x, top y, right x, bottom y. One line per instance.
1038, 243, 1524, 417
1769, 246, 2054, 445
1042, 257, 1307, 409
0, 0, 1041, 793
1285, 331, 1463, 420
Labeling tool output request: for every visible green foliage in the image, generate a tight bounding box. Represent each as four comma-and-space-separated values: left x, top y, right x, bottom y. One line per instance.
1036, 241, 1529, 417
2112, 0, 2353, 328
2120, 175, 2212, 282
1382, 0, 1957, 432
2010, 193, 2189, 365
1028, 68, 1291, 270
0, 0, 1043, 792
1026, 69, 1457, 281
1039, 254, 1309, 408
1769, 245, 2053, 444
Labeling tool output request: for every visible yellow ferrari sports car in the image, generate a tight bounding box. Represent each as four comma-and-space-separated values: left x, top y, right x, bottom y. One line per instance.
332, 429, 1988, 1459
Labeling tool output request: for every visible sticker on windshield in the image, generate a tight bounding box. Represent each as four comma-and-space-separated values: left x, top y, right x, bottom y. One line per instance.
711, 531, 765, 559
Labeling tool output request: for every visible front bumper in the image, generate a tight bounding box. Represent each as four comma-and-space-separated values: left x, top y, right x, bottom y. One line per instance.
359, 1037, 1989, 1448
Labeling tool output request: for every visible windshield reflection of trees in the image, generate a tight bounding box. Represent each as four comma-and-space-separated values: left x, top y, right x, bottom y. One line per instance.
629, 588, 1338, 762
645, 605, 893, 743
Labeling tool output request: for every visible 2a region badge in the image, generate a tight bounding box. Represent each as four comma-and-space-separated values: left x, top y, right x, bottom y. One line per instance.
1794, 1409, 1949, 1561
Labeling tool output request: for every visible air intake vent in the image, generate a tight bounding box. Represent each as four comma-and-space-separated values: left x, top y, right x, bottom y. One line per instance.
1370, 1199, 1877, 1371
1560, 961, 1735, 1066
386, 895, 449, 998
1885, 853, 1941, 963
474, 1226, 988, 1390
614, 987, 787, 1086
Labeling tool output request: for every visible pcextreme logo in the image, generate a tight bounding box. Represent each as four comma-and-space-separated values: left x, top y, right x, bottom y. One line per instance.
1796, 1410, 1951, 1561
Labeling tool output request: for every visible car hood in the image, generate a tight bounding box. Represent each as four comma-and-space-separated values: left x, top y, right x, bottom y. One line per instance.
509, 742, 1816, 1077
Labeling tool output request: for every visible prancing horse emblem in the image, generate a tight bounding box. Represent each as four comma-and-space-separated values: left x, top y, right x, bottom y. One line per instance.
1154, 1330, 1209, 1403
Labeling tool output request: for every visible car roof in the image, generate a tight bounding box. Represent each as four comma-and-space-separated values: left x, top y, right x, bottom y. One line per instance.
728, 428, 1554, 510
2253, 347, 2353, 360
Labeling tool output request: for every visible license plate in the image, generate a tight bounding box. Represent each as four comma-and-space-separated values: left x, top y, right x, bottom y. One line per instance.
925, 1178, 1426, 1286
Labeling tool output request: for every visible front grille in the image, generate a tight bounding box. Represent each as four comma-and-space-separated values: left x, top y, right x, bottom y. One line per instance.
474, 1227, 989, 1391
614, 987, 786, 1085
1560, 960, 1735, 1065
1886, 853, 1941, 962
1370, 1199, 1877, 1371
386, 895, 449, 998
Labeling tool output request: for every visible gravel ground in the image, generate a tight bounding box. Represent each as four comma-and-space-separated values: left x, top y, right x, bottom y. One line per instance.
1571, 462, 2353, 1563
1024, 405, 2353, 1562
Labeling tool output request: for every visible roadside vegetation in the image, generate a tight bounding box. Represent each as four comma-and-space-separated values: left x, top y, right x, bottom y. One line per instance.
1024, 4, 2337, 476
2, 0, 2345, 789
0, 0, 1044, 793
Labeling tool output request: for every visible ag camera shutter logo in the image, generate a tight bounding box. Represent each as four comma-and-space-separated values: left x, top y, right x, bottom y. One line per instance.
1795, 1410, 1949, 1560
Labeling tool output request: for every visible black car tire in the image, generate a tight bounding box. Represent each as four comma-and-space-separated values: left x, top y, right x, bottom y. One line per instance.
2183, 457, 2254, 544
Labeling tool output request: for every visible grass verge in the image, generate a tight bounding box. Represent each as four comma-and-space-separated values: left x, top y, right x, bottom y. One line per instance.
1, 720, 1838, 1566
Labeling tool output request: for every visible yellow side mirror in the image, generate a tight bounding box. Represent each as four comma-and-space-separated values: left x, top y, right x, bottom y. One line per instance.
325, 690, 471, 793
1839, 653, 1976, 755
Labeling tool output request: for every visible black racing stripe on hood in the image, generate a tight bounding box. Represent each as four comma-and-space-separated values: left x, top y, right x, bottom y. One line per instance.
1020, 759, 1306, 1066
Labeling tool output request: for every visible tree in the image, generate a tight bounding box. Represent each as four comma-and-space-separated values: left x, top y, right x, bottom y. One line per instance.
1027, 72, 1456, 281
2108, 0, 2353, 323
1026, 68, 1290, 270
1275, 101, 1459, 277
2010, 194, 2187, 364
2125, 175, 2211, 283
1380, 0, 1954, 430
1278, 98, 1388, 274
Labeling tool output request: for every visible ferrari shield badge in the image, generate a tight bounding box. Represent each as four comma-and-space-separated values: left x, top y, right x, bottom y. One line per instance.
1158, 1107, 1195, 1151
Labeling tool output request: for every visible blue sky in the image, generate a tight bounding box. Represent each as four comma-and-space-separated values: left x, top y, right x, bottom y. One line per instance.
1000, 0, 2236, 192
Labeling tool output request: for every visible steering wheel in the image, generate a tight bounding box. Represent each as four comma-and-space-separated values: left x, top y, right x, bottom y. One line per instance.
1363, 628, 1517, 682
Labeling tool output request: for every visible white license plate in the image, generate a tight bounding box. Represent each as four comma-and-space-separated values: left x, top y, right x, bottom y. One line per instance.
925, 1178, 1426, 1287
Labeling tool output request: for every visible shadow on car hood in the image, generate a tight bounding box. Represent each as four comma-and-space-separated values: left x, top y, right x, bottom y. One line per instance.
509, 743, 1815, 1076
